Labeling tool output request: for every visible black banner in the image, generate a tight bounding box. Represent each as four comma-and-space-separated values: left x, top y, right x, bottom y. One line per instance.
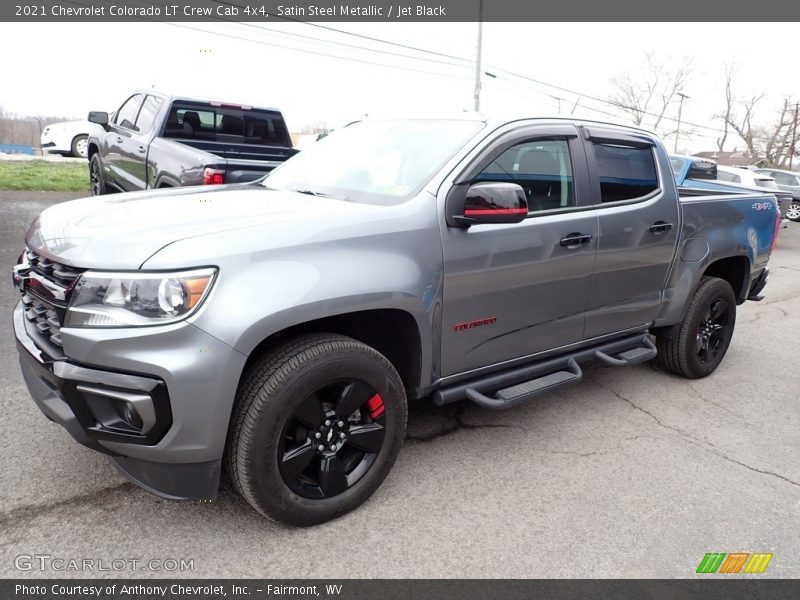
5, 580, 800, 600
3, 0, 800, 22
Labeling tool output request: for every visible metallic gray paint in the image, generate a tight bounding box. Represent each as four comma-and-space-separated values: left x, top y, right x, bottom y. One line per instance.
16, 117, 780, 501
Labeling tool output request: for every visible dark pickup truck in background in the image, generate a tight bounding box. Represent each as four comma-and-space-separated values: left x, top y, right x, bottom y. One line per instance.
86, 91, 297, 195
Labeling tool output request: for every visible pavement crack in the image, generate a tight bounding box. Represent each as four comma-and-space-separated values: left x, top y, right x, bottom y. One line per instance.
543, 449, 605, 457
0, 482, 136, 528
687, 385, 744, 419
595, 381, 800, 490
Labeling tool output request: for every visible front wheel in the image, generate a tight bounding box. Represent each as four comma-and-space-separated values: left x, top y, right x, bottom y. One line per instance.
226, 334, 407, 526
89, 154, 106, 195
787, 202, 800, 222
655, 277, 737, 379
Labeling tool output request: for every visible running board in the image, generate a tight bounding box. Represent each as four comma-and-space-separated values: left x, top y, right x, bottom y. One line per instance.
433, 333, 657, 410
466, 358, 582, 410
594, 336, 656, 367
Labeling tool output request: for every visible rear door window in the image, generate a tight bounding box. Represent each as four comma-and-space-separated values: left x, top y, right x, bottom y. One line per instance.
592, 142, 659, 202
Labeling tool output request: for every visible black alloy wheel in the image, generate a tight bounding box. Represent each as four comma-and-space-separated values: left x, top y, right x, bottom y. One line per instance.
226, 334, 407, 526
89, 154, 105, 195
279, 379, 388, 499
696, 298, 731, 364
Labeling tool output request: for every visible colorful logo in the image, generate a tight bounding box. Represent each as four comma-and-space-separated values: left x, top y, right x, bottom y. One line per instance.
696, 552, 773, 574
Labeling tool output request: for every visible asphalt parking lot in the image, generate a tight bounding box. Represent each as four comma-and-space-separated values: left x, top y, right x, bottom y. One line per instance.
1, 190, 798, 579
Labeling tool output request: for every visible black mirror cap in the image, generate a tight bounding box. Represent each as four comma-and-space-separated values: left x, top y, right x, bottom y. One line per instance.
687, 159, 717, 180
88, 111, 109, 128
454, 182, 528, 226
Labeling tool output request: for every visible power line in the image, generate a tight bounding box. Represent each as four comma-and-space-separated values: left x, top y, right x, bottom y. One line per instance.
117, 0, 474, 79
61, 0, 731, 140
209, 0, 477, 62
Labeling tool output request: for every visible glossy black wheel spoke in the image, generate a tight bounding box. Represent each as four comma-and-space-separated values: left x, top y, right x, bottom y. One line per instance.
335, 381, 374, 420
347, 423, 385, 453
318, 455, 349, 497
280, 440, 315, 481
292, 393, 326, 429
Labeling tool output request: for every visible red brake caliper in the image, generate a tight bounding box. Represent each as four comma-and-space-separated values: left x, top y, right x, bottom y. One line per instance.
366, 394, 385, 419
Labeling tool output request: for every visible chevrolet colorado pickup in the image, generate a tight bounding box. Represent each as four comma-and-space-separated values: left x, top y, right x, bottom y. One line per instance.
13, 117, 781, 526
86, 91, 296, 194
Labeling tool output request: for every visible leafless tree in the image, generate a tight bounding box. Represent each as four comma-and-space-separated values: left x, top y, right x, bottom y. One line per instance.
609, 53, 693, 139
726, 94, 764, 159
714, 63, 736, 152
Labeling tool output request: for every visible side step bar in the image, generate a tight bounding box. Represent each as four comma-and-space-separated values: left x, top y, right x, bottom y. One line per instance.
433, 333, 657, 410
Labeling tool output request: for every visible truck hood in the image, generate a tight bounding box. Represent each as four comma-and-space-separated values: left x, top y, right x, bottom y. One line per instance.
26, 185, 374, 269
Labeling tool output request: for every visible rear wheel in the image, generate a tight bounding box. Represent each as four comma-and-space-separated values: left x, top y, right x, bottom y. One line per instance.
226, 334, 407, 526
655, 277, 737, 379
89, 154, 106, 195
787, 202, 800, 222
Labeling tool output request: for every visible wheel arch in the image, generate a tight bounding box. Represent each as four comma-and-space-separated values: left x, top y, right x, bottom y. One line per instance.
654, 253, 751, 329
701, 255, 751, 304
240, 308, 424, 399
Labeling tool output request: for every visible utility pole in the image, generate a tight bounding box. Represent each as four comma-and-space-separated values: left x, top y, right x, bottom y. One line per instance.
473, 0, 483, 112
789, 102, 798, 169
674, 92, 689, 154
548, 95, 564, 114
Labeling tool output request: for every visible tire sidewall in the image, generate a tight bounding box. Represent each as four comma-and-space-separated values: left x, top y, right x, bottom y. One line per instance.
679, 278, 737, 378
243, 345, 406, 525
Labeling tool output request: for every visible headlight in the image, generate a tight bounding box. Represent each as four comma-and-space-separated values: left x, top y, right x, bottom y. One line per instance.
64, 268, 217, 327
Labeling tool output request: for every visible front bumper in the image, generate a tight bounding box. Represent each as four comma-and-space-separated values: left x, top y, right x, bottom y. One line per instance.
13, 302, 246, 500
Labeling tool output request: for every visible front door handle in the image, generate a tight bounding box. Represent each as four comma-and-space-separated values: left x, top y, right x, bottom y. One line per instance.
137, 146, 146, 154
115, 137, 123, 143
560, 233, 593, 248
649, 221, 674, 233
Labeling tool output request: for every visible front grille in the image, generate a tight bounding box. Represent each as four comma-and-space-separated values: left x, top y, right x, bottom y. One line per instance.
21, 291, 65, 348
25, 248, 82, 287
18, 248, 85, 352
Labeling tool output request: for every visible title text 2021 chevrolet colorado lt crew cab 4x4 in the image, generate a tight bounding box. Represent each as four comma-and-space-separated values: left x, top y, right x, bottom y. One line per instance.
13, 117, 781, 525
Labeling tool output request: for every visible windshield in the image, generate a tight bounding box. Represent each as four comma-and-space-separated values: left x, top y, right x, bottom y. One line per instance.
670, 158, 683, 176
263, 119, 484, 204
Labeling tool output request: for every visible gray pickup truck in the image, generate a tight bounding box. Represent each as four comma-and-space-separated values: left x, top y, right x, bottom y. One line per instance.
86, 91, 296, 194
13, 117, 781, 526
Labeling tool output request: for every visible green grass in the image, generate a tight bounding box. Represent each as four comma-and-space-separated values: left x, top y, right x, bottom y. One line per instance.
0, 160, 90, 192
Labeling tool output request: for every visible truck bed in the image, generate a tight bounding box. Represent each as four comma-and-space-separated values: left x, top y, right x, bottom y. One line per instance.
173, 137, 297, 163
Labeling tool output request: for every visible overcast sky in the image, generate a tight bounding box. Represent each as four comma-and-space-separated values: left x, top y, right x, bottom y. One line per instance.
2, 21, 797, 152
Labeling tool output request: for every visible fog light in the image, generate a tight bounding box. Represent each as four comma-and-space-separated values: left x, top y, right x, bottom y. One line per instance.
121, 401, 144, 430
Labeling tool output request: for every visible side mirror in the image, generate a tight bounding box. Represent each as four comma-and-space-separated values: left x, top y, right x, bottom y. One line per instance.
452, 182, 528, 226
687, 159, 717, 180
88, 111, 109, 129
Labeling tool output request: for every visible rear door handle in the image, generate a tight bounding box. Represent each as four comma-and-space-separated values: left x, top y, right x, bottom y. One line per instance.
649, 221, 674, 233
560, 233, 593, 248
115, 137, 123, 143
137, 146, 146, 154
